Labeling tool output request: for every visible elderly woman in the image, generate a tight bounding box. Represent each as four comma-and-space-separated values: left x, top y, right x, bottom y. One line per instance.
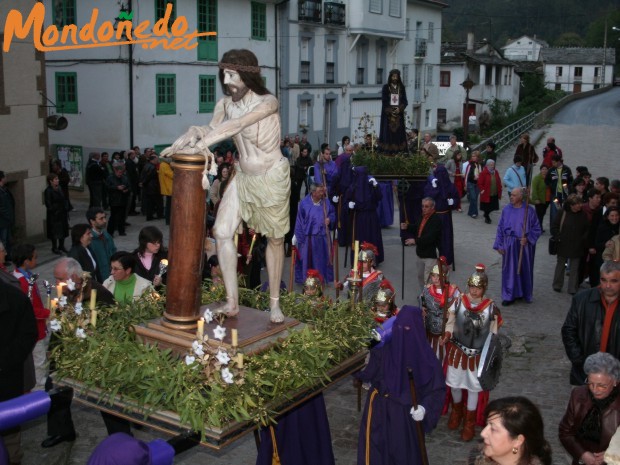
559, 352, 620, 465
471, 396, 552, 465
478, 159, 502, 224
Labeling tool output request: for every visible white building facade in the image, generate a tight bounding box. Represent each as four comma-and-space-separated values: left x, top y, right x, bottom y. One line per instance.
501, 35, 547, 62
541, 47, 616, 93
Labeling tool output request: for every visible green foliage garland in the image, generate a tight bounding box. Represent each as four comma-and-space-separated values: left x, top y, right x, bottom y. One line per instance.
50, 284, 373, 437
352, 149, 430, 177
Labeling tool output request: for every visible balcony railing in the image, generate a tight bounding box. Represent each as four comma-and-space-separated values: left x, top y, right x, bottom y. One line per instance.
324, 2, 345, 26
415, 38, 427, 58
299, 0, 322, 23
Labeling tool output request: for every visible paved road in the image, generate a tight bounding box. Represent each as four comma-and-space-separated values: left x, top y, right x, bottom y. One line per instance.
18, 88, 620, 464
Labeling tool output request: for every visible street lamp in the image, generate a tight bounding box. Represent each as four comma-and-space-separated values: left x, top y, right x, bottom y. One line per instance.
603, 22, 619, 87
461, 74, 475, 150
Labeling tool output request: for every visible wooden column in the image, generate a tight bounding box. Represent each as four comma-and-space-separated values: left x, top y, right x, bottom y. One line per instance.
162, 153, 206, 329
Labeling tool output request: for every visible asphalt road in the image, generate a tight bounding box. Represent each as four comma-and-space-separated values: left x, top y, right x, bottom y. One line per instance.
17, 87, 620, 464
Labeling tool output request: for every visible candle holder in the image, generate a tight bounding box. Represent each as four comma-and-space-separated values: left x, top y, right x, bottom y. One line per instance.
27, 273, 39, 300
347, 274, 362, 311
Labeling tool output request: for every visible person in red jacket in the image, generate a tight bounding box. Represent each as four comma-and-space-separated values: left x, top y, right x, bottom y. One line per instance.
478, 159, 503, 224
11, 243, 50, 390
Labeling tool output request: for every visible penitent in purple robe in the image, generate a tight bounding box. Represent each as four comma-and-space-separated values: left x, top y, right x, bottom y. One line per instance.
423, 165, 458, 266
493, 203, 542, 302
334, 154, 354, 247
376, 181, 394, 228
356, 306, 445, 465
256, 394, 335, 465
87, 433, 174, 465
346, 166, 384, 264
314, 160, 339, 198
295, 193, 336, 284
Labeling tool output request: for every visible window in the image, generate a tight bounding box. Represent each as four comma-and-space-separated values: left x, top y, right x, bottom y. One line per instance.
299, 100, 309, 126
326, 40, 335, 83
555, 83, 562, 91
376, 68, 384, 85
199, 75, 216, 113
388, 0, 400, 17
251, 2, 267, 41
428, 22, 434, 42
300, 62, 310, 83
437, 108, 447, 124
356, 68, 365, 85
594, 67, 601, 77
402, 64, 409, 85
405, 19, 410, 40
155, 0, 176, 23
156, 74, 176, 115
326, 63, 335, 83
369, 0, 382, 14
425, 65, 433, 86
425, 109, 431, 127
55, 72, 78, 114
556, 66, 563, 77
197, 0, 217, 61
440, 71, 450, 87
53, 0, 76, 27
574, 67, 583, 78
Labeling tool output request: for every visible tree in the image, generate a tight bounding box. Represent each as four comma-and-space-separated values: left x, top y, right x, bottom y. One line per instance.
554, 32, 584, 47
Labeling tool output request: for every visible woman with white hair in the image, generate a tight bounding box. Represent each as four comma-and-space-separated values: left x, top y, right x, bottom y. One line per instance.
559, 352, 620, 465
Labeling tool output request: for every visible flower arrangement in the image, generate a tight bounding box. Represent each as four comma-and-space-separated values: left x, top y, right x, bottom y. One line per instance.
50, 280, 373, 437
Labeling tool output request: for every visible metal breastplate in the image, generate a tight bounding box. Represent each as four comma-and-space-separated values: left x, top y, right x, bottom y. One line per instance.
453, 299, 493, 353
421, 287, 444, 335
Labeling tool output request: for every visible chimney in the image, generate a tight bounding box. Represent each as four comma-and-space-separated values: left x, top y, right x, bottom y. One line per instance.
467, 32, 474, 52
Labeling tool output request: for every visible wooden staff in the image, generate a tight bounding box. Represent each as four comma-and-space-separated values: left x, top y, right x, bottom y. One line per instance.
334, 230, 340, 299
517, 183, 532, 275
289, 246, 296, 293
408, 368, 430, 465
398, 180, 410, 300
437, 256, 450, 361
320, 167, 333, 266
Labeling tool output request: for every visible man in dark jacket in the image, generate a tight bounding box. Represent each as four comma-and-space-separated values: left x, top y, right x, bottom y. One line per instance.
562, 260, 620, 385
401, 197, 442, 293
106, 162, 130, 236
86, 152, 107, 208
0, 171, 15, 258
139, 155, 162, 221
0, 279, 38, 464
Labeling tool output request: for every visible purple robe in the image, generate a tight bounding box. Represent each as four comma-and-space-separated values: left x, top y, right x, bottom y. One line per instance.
87, 433, 174, 465
314, 160, 339, 198
356, 306, 445, 465
295, 194, 336, 283
423, 165, 458, 266
399, 179, 425, 242
493, 203, 542, 302
376, 181, 394, 228
334, 155, 354, 248
346, 166, 384, 264
256, 394, 335, 465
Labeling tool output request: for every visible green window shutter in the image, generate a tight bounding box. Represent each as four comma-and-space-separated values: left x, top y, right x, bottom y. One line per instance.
251, 2, 266, 41
197, 0, 218, 61
155, 0, 176, 23
53, 0, 76, 27
156, 74, 176, 115
199, 75, 216, 113
55, 72, 78, 114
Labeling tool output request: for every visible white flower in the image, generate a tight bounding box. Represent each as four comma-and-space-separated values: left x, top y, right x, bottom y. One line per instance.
184, 355, 196, 365
59, 296, 68, 307
75, 328, 86, 339
216, 350, 230, 365
74, 302, 83, 315
192, 340, 205, 357
203, 308, 213, 323
213, 325, 226, 341
221, 367, 234, 384
66, 278, 76, 291
50, 319, 62, 332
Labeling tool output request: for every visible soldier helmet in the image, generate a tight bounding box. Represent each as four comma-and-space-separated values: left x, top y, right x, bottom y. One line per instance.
303, 269, 324, 296
430, 256, 449, 278
359, 242, 379, 265
373, 279, 395, 306
467, 263, 488, 289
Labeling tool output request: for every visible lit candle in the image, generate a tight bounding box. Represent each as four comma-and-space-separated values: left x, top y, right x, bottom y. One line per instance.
51, 298, 58, 310
56, 283, 64, 298
248, 234, 257, 256
91, 309, 97, 328
234, 233, 238, 249
237, 353, 244, 369
90, 289, 97, 310
46, 294, 51, 310
231, 328, 238, 347
353, 241, 359, 276
197, 317, 204, 340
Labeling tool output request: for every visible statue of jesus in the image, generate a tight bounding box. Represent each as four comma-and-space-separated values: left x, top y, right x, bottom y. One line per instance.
168, 49, 290, 323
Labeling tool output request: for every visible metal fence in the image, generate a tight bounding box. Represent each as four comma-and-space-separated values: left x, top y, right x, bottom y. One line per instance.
472, 112, 536, 154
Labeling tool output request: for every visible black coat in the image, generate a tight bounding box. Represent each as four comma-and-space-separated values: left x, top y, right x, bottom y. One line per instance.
68, 245, 101, 282
0, 280, 38, 401
106, 173, 130, 207
551, 208, 589, 258
406, 213, 442, 259
44, 186, 69, 240
562, 288, 620, 385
